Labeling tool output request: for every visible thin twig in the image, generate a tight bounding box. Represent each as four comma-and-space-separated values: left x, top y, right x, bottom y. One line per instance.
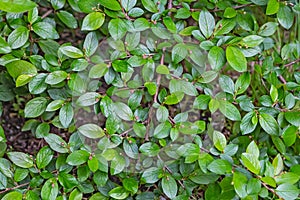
0, 182, 30, 194
167, 0, 173, 16
278, 75, 287, 84
41, 10, 53, 19
261, 182, 280, 198
284, 58, 300, 67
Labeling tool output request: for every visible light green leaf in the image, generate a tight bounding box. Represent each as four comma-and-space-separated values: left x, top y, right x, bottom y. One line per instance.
259, 113, 279, 135
246, 141, 259, 159
66, 150, 90, 165
278, 5, 294, 29
0, 0, 36, 13
162, 176, 177, 199
41, 178, 58, 200
113, 102, 134, 121
59, 46, 83, 58
108, 18, 127, 40
44, 134, 69, 153
108, 186, 129, 200
24, 97, 47, 118
226, 46, 247, 72
2, 191, 22, 200
207, 159, 232, 175
7, 152, 33, 168
219, 100, 241, 121
276, 183, 300, 200
82, 12, 105, 31
78, 124, 105, 139
57, 10, 78, 29
99, 0, 121, 11
36, 146, 53, 169
199, 9, 215, 38
208, 46, 226, 70
7, 26, 29, 49
45, 70, 68, 85
241, 153, 261, 174
121, 0, 136, 11
59, 102, 74, 128
76, 92, 101, 107
32, 22, 59, 39
285, 111, 300, 127
266, 0, 279, 15
213, 131, 227, 152
6, 60, 37, 79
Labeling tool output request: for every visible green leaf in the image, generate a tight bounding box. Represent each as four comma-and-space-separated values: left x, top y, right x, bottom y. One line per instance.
59, 102, 74, 128
272, 154, 283, 176
88, 156, 99, 172
123, 178, 138, 194
226, 46, 247, 72
246, 141, 259, 159
162, 176, 177, 199
219, 75, 234, 94
16, 74, 33, 87
113, 102, 134, 121
2, 191, 22, 200
7, 26, 29, 49
241, 153, 261, 174
45, 71, 68, 85
156, 106, 169, 122
240, 111, 258, 135
99, 0, 121, 11
199, 9, 215, 38
144, 82, 157, 95
36, 146, 53, 169
84, 32, 99, 57
82, 12, 105, 31
139, 142, 160, 157
156, 64, 169, 75
76, 92, 101, 107
7, 152, 33, 168
235, 72, 251, 95
239, 35, 264, 48
59, 46, 83, 58
258, 22, 278, 36
277, 5, 294, 29
141, 0, 158, 13
259, 113, 279, 135
175, 8, 191, 19
275, 172, 300, 184
78, 124, 105, 139
32, 22, 59, 39
207, 159, 232, 174
285, 111, 300, 126
109, 186, 129, 200
172, 43, 188, 64
213, 131, 227, 152
164, 92, 184, 105
58, 172, 78, 189
128, 7, 144, 17
276, 183, 300, 200
89, 63, 108, 78
46, 100, 65, 112
41, 178, 59, 200
66, 150, 90, 165
108, 18, 127, 40
233, 172, 248, 198
219, 100, 241, 121
208, 46, 226, 71
111, 155, 126, 175
270, 85, 278, 102
24, 97, 47, 118
266, 0, 279, 15
153, 122, 172, 139
224, 7, 237, 18
121, 0, 137, 11
0, 0, 36, 13
57, 11, 78, 29
6, 60, 37, 79
282, 126, 297, 147
0, 36, 11, 54
44, 134, 68, 153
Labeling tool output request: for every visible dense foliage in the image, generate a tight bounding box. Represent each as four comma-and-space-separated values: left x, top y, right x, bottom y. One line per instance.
0, 0, 300, 199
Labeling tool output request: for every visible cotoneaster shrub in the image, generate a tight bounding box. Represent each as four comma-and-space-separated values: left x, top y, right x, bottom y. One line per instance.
0, 0, 300, 199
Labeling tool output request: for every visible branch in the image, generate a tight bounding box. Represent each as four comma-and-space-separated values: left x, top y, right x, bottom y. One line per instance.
41, 10, 53, 19
167, 0, 173, 15
0, 182, 29, 194
261, 182, 280, 199
284, 58, 300, 67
